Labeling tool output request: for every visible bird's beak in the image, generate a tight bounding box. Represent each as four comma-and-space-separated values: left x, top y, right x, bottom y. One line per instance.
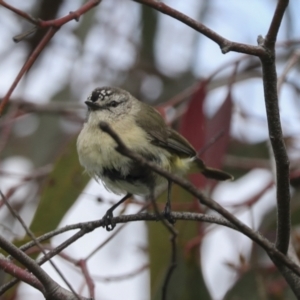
85, 101, 102, 111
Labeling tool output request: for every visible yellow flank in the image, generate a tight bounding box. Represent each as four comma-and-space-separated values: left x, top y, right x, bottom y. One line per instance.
171, 155, 193, 174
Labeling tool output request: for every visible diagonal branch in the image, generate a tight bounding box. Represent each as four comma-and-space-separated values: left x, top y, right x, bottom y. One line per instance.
0, 257, 43, 291
0, 190, 80, 299
0, 235, 49, 294
0, 0, 102, 115
0, 27, 57, 115
0, 0, 38, 24
0, 232, 92, 299
133, 0, 265, 56
98, 122, 300, 277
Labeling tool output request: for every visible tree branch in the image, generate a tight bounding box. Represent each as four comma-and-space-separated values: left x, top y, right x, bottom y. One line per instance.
260, 50, 291, 254
0, 257, 43, 291
98, 122, 300, 277
257, 1, 290, 256
0, 27, 57, 115
0, 190, 80, 299
0, 211, 233, 294
0, 0, 102, 115
133, 0, 265, 56
265, 0, 289, 48
0, 235, 50, 293
0, 214, 91, 299
0, 0, 38, 24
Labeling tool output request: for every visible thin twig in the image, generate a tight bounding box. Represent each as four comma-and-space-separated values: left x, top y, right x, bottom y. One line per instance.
197, 131, 224, 156
0, 0, 102, 115
86, 203, 149, 260
38, 0, 101, 28
86, 223, 127, 261
0, 27, 57, 115
265, 0, 289, 48
277, 50, 300, 93
77, 260, 95, 299
0, 0, 38, 24
93, 264, 148, 282
0, 191, 81, 300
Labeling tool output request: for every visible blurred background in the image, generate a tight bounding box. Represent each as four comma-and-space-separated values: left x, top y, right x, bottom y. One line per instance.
1, 0, 300, 299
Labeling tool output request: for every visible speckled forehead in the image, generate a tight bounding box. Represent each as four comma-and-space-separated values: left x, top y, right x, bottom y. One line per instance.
89, 88, 114, 102
98, 88, 113, 100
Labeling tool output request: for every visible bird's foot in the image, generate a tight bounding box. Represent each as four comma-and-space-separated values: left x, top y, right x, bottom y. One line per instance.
102, 209, 116, 231
163, 203, 176, 224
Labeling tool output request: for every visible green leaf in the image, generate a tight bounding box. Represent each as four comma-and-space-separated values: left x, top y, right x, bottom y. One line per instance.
148, 186, 211, 300
29, 136, 89, 235
224, 270, 263, 300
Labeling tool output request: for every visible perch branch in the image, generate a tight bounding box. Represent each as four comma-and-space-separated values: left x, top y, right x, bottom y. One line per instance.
99, 122, 300, 277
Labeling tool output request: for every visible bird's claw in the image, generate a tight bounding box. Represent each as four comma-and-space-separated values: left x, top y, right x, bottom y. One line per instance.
102, 209, 116, 231
163, 203, 176, 224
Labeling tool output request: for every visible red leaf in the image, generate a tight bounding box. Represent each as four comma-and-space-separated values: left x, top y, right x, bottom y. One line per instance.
179, 81, 208, 188
179, 81, 207, 150
179, 82, 232, 188
156, 84, 197, 125
202, 90, 232, 170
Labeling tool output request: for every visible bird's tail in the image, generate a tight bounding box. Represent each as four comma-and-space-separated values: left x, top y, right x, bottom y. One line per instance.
194, 158, 233, 181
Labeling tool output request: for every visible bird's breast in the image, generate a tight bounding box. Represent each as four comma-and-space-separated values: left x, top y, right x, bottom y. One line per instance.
77, 117, 153, 178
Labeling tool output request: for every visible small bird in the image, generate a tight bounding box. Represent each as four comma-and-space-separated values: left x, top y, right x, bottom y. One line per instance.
77, 87, 233, 230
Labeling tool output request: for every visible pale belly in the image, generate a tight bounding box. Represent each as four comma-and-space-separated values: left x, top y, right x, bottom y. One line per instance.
77, 120, 174, 196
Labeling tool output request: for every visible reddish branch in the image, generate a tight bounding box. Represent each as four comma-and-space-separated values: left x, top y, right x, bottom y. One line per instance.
77, 260, 95, 299
0, 233, 95, 299
133, 0, 266, 56
38, 0, 101, 28
1, 190, 81, 298
0, 0, 38, 24
0, 258, 43, 291
0, 0, 101, 115
93, 264, 148, 282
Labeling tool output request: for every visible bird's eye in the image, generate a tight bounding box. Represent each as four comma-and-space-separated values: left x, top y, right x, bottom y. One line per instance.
110, 101, 118, 107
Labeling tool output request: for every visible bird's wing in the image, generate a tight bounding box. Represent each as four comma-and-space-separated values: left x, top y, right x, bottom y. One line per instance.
136, 103, 196, 158
136, 102, 233, 181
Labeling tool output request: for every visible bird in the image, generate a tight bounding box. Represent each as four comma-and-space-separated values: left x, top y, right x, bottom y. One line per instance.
77, 86, 233, 230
